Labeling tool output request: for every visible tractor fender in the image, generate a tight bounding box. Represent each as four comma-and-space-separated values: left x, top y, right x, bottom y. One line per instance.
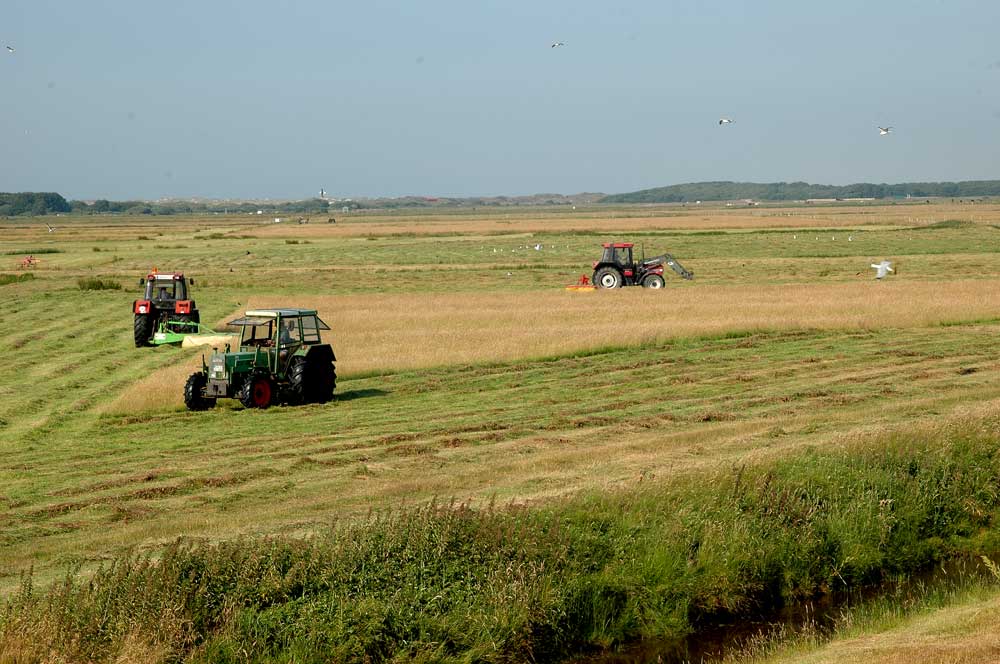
303, 344, 336, 363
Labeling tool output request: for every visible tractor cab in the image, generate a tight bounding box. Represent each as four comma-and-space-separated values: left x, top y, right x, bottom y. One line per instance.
141, 273, 191, 305
227, 309, 330, 353
597, 242, 635, 270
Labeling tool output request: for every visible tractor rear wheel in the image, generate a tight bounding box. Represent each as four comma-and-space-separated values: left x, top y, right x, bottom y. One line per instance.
239, 375, 275, 409
642, 275, 665, 289
183, 372, 216, 411
289, 356, 337, 404
133, 314, 151, 347
594, 267, 623, 289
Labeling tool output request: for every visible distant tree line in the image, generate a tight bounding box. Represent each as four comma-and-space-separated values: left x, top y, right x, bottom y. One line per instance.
0, 192, 71, 216
0, 194, 333, 217
599, 180, 1000, 204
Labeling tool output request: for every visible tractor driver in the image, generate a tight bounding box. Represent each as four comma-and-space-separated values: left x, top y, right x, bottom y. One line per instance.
279, 320, 297, 346
278, 319, 298, 365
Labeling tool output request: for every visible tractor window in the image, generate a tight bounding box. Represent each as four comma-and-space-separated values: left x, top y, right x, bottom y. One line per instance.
613, 247, 632, 265
241, 321, 274, 347
301, 316, 321, 343
278, 319, 302, 347
146, 280, 178, 301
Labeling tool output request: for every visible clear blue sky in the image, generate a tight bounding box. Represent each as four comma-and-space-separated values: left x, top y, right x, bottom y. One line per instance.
3, 0, 999, 199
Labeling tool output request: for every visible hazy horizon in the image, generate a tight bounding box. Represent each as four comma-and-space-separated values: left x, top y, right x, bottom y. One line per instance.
4, 0, 1000, 200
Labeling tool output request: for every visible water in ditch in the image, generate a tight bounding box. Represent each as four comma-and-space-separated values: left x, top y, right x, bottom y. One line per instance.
576, 555, 998, 664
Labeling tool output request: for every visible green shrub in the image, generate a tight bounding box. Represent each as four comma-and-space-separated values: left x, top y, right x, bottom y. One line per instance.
2, 248, 62, 255
0, 273, 35, 286
77, 277, 121, 291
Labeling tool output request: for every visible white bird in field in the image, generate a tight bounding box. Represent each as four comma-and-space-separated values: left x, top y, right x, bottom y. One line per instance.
5, 46, 14, 54
45, 223, 55, 233
718, 118, 734, 125
871, 260, 894, 279
878, 126, 892, 135
551, 42, 565, 48
534, 243, 542, 251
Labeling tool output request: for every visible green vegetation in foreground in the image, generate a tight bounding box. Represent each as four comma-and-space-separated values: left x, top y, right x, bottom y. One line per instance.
733, 560, 1000, 663
3, 415, 1000, 662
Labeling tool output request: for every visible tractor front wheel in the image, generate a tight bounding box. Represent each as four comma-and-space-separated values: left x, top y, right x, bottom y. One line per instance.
133, 314, 152, 347
239, 375, 275, 409
642, 275, 665, 289
184, 372, 216, 411
594, 267, 623, 289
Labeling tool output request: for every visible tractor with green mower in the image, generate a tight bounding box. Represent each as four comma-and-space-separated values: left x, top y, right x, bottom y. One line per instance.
184, 308, 336, 410
133, 270, 201, 347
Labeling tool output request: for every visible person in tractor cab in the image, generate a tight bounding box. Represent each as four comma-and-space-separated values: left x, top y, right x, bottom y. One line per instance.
279, 319, 300, 365
279, 320, 297, 346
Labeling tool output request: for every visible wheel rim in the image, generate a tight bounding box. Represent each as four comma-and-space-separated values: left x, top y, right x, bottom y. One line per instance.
600, 273, 618, 288
648, 278, 663, 289
252, 379, 271, 407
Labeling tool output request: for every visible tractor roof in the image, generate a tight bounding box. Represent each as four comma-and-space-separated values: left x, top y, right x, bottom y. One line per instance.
228, 309, 329, 330
243, 308, 319, 318
602, 242, 634, 249
148, 272, 185, 280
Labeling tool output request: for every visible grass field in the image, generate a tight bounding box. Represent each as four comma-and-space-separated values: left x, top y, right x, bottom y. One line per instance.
2, 200, 1000, 661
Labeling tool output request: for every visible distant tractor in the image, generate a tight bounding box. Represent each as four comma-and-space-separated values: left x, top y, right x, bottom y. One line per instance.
184, 308, 336, 410
132, 271, 200, 347
592, 242, 693, 289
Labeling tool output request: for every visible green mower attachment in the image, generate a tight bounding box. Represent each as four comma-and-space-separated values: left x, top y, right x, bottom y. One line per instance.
152, 319, 218, 346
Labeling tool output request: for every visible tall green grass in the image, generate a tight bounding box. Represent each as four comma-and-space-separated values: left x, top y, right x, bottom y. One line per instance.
77, 277, 122, 291
2, 416, 999, 663
0, 273, 35, 286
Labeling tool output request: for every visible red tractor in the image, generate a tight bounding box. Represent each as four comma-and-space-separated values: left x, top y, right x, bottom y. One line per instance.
592, 242, 694, 289
132, 270, 200, 347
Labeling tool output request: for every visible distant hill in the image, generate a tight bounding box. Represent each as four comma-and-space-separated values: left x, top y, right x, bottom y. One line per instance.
599, 180, 1000, 204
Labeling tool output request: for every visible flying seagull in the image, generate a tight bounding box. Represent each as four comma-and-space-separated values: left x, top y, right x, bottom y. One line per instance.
45, 223, 55, 233
719, 118, 734, 125
878, 126, 892, 135
551, 42, 565, 48
5, 46, 14, 54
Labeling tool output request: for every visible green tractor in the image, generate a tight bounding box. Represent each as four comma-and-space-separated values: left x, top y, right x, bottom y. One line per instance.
184, 308, 336, 410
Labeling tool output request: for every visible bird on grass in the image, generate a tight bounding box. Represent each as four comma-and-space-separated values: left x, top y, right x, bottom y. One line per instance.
718, 117, 734, 125
871, 260, 894, 279
878, 126, 892, 135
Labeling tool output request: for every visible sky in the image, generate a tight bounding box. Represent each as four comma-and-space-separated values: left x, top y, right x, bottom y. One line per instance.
2, 0, 1000, 200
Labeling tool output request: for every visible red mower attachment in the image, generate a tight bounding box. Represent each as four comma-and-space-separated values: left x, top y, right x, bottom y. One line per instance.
565, 274, 597, 292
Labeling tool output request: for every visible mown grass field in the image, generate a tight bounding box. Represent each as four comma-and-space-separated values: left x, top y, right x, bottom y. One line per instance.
1, 200, 999, 661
